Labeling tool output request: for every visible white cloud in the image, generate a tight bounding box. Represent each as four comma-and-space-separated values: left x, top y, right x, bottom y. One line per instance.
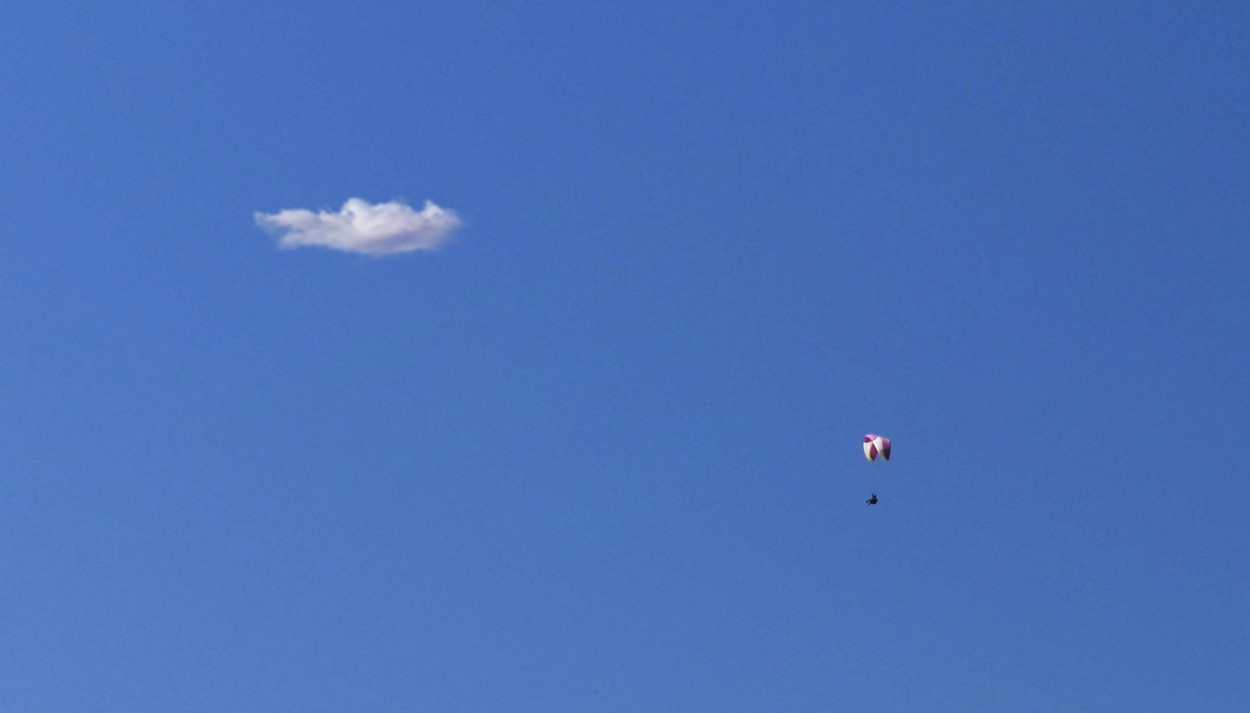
255, 198, 462, 256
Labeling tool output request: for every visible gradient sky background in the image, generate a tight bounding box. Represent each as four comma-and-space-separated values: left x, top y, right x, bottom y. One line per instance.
3, 2, 1247, 710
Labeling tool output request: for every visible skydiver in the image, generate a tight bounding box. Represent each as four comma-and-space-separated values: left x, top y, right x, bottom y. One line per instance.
866, 493, 878, 505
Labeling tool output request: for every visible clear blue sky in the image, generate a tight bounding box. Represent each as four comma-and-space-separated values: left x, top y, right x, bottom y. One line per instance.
3, 2, 1247, 710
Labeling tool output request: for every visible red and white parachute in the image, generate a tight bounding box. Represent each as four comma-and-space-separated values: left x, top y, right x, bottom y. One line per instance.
863, 434, 891, 462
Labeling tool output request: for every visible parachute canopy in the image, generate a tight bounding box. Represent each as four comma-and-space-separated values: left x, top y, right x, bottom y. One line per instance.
863, 434, 891, 462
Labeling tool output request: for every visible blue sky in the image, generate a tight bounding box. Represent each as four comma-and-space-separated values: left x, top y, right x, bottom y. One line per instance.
2, 1, 1247, 710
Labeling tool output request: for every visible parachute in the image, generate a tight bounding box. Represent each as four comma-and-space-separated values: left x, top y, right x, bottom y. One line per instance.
863, 434, 891, 462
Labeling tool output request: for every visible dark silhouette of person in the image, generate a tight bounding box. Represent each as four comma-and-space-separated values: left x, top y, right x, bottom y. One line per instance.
866, 493, 878, 505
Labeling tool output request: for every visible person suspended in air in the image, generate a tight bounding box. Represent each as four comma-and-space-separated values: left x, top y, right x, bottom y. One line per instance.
866, 493, 878, 505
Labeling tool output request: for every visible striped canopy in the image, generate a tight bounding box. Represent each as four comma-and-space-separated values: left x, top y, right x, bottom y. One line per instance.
863, 434, 891, 462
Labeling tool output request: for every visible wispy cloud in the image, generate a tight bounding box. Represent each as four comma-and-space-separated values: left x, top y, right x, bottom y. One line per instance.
255, 198, 462, 256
